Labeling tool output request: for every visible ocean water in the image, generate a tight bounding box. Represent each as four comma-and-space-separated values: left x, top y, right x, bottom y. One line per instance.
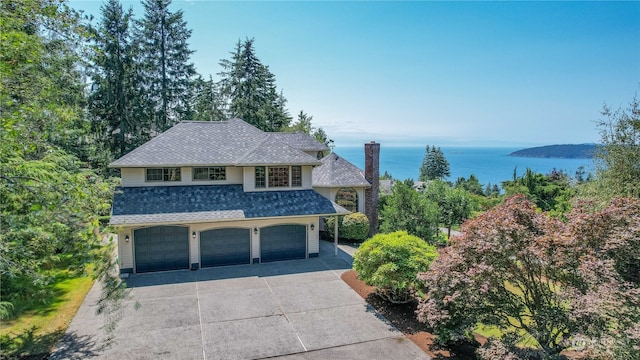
334, 146, 595, 188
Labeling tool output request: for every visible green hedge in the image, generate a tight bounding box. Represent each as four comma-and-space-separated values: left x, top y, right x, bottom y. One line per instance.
324, 212, 370, 242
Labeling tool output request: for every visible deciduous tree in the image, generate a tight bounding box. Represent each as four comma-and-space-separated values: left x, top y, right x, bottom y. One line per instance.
594, 95, 640, 198
416, 195, 640, 358
380, 181, 440, 243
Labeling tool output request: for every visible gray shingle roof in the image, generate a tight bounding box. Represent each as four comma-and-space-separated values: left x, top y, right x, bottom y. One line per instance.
312, 152, 371, 188
268, 132, 329, 152
238, 135, 323, 165
109, 118, 321, 168
109, 185, 350, 225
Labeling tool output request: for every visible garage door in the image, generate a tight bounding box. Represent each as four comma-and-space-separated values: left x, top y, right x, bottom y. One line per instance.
200, 228, 251, 267
260, 225, 306, 263
134, 226, 189, 273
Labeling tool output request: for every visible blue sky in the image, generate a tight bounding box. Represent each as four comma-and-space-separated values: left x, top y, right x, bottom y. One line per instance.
71, 1, 640, 147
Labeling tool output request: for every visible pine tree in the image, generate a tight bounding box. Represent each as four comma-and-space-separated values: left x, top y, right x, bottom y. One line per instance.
218, 38, 291, 131
89, 0, 148, 163
136, 0, 196, 132
192, 75, 226, 121
419, 145, 450, 181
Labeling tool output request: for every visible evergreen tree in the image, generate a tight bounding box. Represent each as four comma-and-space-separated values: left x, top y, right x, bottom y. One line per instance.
419, 145, 450, 181
191, 75, 226, 121
89, 0, 148, 164
218, 38, 291, 131
136, 0, 196, 132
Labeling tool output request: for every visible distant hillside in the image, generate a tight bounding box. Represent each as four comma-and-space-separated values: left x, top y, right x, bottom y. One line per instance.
510, 144, 597, 159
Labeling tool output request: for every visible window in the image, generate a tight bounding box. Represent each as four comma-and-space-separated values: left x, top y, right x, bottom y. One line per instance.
255, 166, 266, 188
146, 168, 181, 182
291, 166, 302, 187
335, 187, 358, 212
193, 167, 226, 181
269, 167, 289, 187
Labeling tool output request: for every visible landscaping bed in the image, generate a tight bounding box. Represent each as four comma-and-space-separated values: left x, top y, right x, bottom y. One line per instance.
341, 269, 482, 359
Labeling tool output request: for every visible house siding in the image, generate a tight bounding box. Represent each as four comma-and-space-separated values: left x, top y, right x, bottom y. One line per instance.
118, 229, 134, 271
121, 167, 243, 187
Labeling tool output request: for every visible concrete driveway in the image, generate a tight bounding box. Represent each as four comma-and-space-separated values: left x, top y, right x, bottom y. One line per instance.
52, 241, 429, 360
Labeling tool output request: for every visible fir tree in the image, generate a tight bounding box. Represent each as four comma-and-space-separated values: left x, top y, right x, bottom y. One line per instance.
419, 145, 450, 181
136, 0, 196, 132
218, 38, 291, 131
191, 75, 226, 121
89, 0, 148, 163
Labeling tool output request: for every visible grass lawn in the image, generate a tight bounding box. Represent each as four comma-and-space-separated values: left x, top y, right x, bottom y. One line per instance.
0, 269, 95, 358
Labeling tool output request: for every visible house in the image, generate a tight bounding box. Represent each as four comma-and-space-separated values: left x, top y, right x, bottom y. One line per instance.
109, 118, 378, 273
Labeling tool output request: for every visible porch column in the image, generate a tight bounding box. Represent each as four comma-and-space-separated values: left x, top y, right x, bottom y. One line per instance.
334, 215, 339, 256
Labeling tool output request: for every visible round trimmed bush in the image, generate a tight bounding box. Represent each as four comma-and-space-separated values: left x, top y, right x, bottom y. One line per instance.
353, 231, 438, 303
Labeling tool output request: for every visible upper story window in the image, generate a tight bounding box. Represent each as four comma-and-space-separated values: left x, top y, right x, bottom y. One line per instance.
255, 166, 266, 188
269, 167, 289, 187
291, 166, 302, 187
255, 166, 302, 189
146, 168, 181, 182
193, 167, 226, 181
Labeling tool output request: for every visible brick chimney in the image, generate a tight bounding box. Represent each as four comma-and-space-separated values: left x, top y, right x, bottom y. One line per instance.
364, 141, 380, 236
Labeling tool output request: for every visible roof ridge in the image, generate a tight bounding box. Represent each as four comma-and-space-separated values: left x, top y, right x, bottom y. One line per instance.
235, 133, 272, 164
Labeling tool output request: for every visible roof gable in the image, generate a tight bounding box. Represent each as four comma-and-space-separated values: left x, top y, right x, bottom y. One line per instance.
312, 152, 371, 188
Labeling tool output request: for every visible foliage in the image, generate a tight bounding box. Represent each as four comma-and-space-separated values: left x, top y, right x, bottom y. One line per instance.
416, 195, 640, 358
593, 95, 640, 199
1, 0, 128, 349
136, 0, 196, 132
353, 231, 438, 304
502, 167, 574, 215
191, 75, 227, 122
380, 181, 441, 244
0, 266, 94, 358
419, 145, 450, 181
423, 180, 473, 238
324, 212, 370, 242
455, 174, 484, 196
218, 38, 291, 131
285, 111, 330, 146
88, 0, 148, 166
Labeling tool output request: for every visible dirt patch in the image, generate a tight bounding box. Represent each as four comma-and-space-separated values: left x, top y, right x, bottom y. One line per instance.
341, 269, 480, 359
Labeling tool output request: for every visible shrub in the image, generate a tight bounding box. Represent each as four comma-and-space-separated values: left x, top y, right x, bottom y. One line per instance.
353, 231, 438, 303
324, 212, 370, 242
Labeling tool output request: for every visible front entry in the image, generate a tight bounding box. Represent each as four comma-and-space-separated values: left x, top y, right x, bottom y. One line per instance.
260, 225, 307, 263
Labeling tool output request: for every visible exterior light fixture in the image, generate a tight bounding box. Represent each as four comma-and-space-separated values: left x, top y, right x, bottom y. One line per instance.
254, 227, 258, 234
310, 224, 315, 231
192, 231, 196, 239
125, 235, 130, 242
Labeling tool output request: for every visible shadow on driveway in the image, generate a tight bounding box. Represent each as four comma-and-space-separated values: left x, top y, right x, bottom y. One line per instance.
124, 240, 353, 288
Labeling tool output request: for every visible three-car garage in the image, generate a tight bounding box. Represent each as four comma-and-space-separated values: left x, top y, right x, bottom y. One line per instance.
130, 224, 310, 273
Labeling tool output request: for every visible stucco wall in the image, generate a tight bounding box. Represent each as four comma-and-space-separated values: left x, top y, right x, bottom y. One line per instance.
120, 167, 243, 187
